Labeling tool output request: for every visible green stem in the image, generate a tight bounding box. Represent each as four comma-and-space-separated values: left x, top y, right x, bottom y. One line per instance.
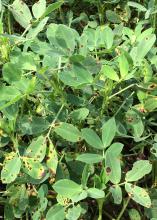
21, 24, 32, 37
97, 1, 105, 25
109, 84, 136, 100
116, 197, 130, 220
152, 159, 157, 187
152, 0, 157, 32
114, 91, 135, 116
103, 210, 114, 220
97, 198, 104, 220
7, 10, 12, 34
46, 104, 65, 138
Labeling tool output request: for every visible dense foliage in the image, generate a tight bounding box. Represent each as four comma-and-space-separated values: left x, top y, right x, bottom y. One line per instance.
1, 0, 157, 219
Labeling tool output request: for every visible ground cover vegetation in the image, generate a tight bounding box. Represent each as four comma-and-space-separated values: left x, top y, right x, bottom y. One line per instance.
0, 0, 157, 219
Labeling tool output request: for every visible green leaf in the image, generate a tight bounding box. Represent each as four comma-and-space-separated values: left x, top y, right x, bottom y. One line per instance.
0, 0, 1, 13
118, 53, 129, 78
143, 60, 153, 83
56, 24, 76, 52
106, 10, 121, 23
32, 0, 46, 19
0, 86, 21, 102
27, 17, 49, 39
53, 179, 82, 198
81, 164, 92, 187
46, 141, 58, 174
81, 128, 104, 149
102, 65, 119, 82
55, 123, 81, 142
125, 183, 151, 208
22, 157, 45, 179
125, 109, 144, 138
76, 154, 103, 164
71, 190, 88, 203
103, 26, 114, 49
1, 152, 21, 183
151, 143, 157, 157
66, 205, 82, 220
46, 204, 65, 220
2, 63, 22, 83
105, 143, 123, 184
128, 1, 147, 12
110, 185, 122, 204
6, 184, 28, 218
128, 209, 141, 220
59, 64, 93, 87
144, 97, 157, 112
11, 52, 37, 71
9, 0, 32, 28
25, 136, 46, 162
102, 117, 117, 148
17, 115, 50, 135
87, 188, 105, 199
70, 108, 89, 121
125, 160, 152, 182
41, 1, 63, 18
136, 34, 156, 64
145, 189, 157, 219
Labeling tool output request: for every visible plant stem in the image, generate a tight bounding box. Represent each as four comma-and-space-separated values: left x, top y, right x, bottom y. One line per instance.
114, 91, 135, 116
103, 210, 114, 220
109, 84, 136, 100
97, 198, 104, 220
116, 197, 130, 220
152, 0, 157, 33
46, 104, 65, 138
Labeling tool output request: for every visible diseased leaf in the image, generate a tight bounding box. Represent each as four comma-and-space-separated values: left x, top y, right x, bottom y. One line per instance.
25, 136, 46, 162
125, 183, 151, 208
9, 0, 32, 28
125, 160, 152, 182
1, 152, 21, 183
46, 141, 58, 175
22, 157, 45, 179
105, 143, 123, 184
